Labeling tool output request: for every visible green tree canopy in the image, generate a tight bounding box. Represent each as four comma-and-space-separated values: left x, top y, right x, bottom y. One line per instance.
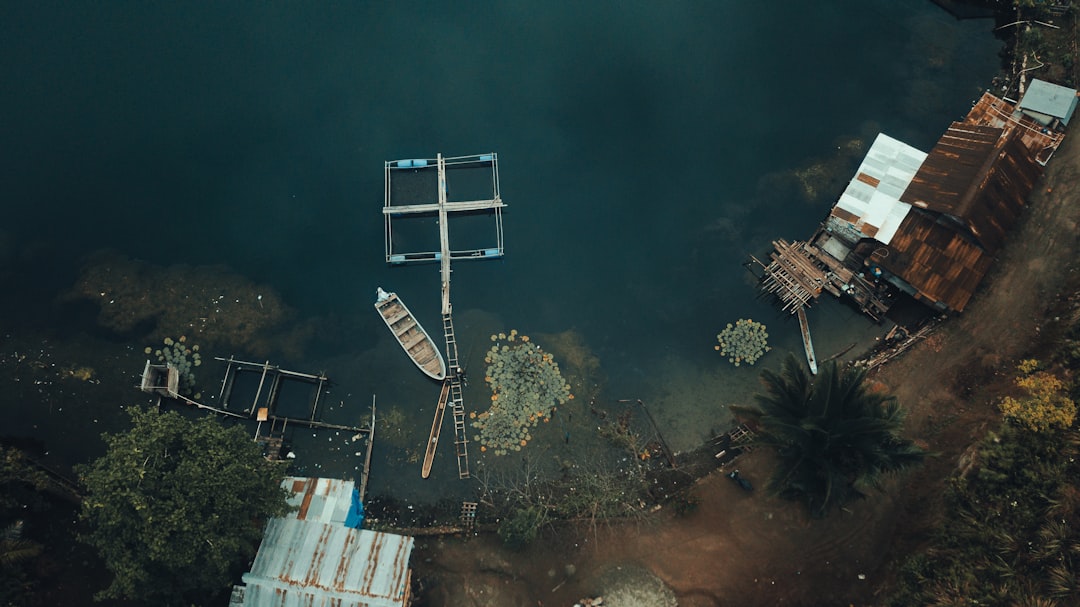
0, 446, 50, 605
0, 446, 50, 517
732, 354, 925, 517
890, 425, 1080, 605
77, 406, 290, 604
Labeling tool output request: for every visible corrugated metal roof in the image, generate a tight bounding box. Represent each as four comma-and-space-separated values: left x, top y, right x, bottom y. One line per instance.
964, 92, 1065, 165
868, 120, 1042, 312
902, 123, 1040, 253
1019, 78, 1078, 126
241, 518, 413, 607
235, 477, 413, 607
831, 133, 927, 245
857, 210, 992, 312
284, 476, 354, 524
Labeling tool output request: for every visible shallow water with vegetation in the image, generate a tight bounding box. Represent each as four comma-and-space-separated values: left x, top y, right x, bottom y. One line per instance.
1, 1, 1002, 520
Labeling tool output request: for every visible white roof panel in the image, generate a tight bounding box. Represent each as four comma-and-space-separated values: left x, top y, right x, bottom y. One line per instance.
830, 133, 927, 245
283, 476, 354, 524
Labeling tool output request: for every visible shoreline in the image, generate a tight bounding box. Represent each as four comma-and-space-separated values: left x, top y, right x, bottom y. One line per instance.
409, 7, 1080, 605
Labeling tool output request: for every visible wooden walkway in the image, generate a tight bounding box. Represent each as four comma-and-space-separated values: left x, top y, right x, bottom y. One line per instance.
384, 152, 507, 480
139, 357, 370, 434
751, 236, 893, 321
753, 239, 829, 313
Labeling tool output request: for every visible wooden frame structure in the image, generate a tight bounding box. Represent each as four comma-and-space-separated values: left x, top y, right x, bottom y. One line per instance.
140, 360, 180, 399
383, 153, 505, 267
139, 360, 248, 419
140, 358, 370, 435
750, 237, 892, 321
383, 152, 507, 480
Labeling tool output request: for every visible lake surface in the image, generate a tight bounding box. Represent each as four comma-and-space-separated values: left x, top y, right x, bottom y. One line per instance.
0, 1, 1002, 508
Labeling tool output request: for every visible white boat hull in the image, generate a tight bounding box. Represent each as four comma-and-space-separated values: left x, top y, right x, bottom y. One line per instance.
375, 288, 447, 381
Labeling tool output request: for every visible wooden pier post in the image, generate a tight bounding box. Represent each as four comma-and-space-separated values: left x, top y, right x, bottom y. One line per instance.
359, 395, 376, 503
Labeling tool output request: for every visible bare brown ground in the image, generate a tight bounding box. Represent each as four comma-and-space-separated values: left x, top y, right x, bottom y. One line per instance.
412, 131, 1080, 607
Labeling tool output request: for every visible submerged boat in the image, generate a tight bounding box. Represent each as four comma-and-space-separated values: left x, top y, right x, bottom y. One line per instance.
797, 307, 818, 375
374, 287, 447, 381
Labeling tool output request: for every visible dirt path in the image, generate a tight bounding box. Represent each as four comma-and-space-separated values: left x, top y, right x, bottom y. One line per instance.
412, 128, 1080, 607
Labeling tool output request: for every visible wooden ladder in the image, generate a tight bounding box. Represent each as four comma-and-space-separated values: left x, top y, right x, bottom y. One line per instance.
442, 312, 459, 371
442, 311, 470, 479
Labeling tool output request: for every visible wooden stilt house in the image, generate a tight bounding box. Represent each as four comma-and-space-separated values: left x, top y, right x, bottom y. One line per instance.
756, 89, 1068, 318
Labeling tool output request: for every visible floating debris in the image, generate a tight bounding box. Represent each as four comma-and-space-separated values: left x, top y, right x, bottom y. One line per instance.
473, 330, 572, 455
715, 318, 770, 366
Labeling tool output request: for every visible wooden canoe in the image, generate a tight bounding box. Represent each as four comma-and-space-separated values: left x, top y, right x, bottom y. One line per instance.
375, 287, 447, 381
797, 306, 818, 375
421, 379, 452, 479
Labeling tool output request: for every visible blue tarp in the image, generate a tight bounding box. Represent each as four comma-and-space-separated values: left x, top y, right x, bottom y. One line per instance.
344, 488, 364, 528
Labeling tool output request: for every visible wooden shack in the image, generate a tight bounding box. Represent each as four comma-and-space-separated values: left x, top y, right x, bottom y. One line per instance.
1017, 78, 1077, 131
966, 91, 1066, 165
756, 132, 920, 319
853, 120, 1041, 312
757, 91, 1056, 318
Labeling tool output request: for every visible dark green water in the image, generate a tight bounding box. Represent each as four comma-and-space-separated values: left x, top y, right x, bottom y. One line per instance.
1, 2, 1001, 506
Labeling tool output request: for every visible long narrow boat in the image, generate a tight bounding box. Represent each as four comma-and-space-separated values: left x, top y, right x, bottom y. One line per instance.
797, 306, 818, 375
374, 287, 447, 381
421, 380, 451, 479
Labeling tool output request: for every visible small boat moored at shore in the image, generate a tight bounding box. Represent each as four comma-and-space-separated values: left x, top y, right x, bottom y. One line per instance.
375, 287, 447, 381
797, 307, 818, 375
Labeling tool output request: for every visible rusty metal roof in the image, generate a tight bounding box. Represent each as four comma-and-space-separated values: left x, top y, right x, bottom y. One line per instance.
865, 96, 1051, 312
965, 92, 1065, 165
235, 477, 413, 607
857, 209, 993, 312
241, 518, 413, 607
872, 120, 1042, 312
900, 123, 1040, 253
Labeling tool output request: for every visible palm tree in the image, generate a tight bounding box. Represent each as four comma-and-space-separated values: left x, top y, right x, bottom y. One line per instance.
732, 353, 925, 517
0, 521, 41, 566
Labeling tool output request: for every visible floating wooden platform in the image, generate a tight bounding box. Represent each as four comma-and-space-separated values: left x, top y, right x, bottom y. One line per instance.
383, 153, 505, 266
753, 239, 829, 313
214, 356, 369, 433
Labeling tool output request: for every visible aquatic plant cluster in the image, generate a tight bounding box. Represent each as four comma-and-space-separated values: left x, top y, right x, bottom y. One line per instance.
145, 336, 202, 397
471, 330, 573, 456
715, 318, 770, 366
